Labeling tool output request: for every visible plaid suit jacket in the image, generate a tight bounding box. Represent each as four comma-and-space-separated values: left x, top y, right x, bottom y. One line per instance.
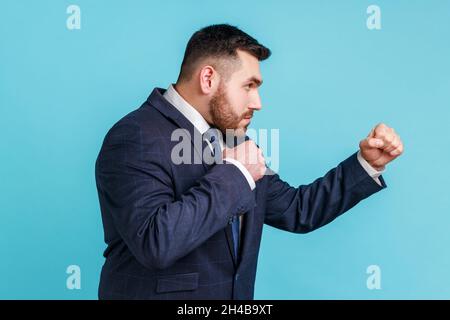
95, 88, 386, 300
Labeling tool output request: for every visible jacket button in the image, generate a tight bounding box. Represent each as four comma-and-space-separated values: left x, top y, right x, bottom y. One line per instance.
235, 274, 239, 281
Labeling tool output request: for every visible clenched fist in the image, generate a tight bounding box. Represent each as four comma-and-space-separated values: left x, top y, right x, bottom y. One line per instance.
222, 140, 266, 182
359, 123, 404, 171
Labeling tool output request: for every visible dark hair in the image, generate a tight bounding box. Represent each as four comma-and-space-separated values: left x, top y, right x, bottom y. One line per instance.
177, 24, 271, 82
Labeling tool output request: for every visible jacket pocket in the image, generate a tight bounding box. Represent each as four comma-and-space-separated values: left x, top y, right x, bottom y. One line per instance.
156, 272, 199, 294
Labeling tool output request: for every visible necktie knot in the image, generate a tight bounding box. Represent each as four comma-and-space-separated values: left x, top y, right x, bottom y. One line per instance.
204, 128, 221, 144
203, 128, 222, 164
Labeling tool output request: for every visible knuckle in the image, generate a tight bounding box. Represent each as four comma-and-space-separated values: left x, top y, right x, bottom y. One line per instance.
385, 135, 394, 143
377, 123, 387, 130
375, 127, 385, 136
359, 140, 365, 148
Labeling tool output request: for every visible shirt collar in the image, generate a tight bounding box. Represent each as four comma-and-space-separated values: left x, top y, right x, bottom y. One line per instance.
162, 84, 211, 135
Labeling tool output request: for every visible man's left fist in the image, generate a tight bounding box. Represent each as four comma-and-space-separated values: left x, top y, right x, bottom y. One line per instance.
359, 123, 404, 171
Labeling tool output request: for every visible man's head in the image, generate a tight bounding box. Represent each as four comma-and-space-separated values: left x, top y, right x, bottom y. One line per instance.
175, 24, 271, 136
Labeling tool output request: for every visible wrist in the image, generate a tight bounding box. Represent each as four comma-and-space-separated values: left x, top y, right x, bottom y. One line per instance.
371, 164, 385, 172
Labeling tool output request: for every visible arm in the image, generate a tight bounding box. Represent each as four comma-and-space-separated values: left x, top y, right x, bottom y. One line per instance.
264, 152, 386, 233
96, 120, 255, 269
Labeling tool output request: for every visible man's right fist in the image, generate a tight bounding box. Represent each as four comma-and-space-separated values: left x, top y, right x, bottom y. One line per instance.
222, 140, 266, 182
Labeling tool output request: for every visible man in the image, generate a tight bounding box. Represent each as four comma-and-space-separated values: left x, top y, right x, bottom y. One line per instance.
95, 24, 403, 300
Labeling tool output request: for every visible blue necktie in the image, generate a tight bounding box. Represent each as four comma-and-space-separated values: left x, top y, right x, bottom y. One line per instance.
204, 128, 240, 258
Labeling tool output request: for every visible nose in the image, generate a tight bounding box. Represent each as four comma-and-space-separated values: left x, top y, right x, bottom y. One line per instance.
248, 90, 262, 111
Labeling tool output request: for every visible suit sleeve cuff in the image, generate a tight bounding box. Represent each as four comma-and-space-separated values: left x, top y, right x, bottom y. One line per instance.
357, 150, 385, 186
223, 158, 256, 190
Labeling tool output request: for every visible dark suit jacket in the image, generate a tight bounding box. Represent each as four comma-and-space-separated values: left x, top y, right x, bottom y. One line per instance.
95, 87, 386, 300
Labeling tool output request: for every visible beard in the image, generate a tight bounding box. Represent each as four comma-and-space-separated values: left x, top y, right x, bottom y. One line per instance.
209, 82, 253, 138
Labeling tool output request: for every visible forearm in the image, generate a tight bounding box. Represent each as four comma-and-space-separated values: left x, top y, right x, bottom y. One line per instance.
264, 152, 386, 233
102, 163, 255, 269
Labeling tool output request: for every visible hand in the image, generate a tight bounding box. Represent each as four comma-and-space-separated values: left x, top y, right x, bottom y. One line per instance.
223, 140, 266, 182
359, 123, 404, 171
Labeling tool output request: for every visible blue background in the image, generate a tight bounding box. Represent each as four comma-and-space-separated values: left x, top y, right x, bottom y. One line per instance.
1, 0, 449, 299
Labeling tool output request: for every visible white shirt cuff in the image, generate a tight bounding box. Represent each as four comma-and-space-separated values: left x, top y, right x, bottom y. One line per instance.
357, 150, 384, 186
223, 158, 256, 190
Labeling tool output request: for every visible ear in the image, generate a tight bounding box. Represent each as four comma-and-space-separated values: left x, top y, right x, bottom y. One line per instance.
199, 65, 220, 95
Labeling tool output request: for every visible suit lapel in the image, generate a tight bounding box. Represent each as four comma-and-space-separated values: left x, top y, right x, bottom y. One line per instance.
146, 88, 210, 172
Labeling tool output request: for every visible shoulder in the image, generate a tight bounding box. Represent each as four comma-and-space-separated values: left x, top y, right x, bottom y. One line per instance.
103, 102, 177, 146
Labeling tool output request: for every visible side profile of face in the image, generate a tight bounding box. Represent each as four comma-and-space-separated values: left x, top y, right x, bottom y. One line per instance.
209, 49, 263, 137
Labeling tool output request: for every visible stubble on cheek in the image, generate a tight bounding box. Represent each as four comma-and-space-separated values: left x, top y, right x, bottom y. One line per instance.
210, 90, 242, 133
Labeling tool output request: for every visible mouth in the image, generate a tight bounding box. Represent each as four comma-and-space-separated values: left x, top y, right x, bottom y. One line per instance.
243, 111, 254, 120
241, 113, 253, 126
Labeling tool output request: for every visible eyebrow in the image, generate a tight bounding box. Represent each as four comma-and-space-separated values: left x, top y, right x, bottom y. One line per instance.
244, 76, 263, 87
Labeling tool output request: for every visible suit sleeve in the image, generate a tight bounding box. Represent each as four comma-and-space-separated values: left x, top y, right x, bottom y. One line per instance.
264, 152, 386, 233
95, 120, 255, 269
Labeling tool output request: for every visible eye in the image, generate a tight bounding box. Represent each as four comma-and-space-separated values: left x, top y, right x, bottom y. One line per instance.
243, 83, 252, 91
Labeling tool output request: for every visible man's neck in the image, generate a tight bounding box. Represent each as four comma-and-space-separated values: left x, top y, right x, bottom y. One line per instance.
174, 83, 212, 125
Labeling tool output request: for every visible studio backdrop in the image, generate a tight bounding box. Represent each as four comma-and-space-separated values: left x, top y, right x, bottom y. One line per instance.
1, 0, 449, 299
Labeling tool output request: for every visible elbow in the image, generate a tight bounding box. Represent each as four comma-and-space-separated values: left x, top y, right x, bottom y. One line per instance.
295, 222, 316, 234
133, 238, 178, 270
